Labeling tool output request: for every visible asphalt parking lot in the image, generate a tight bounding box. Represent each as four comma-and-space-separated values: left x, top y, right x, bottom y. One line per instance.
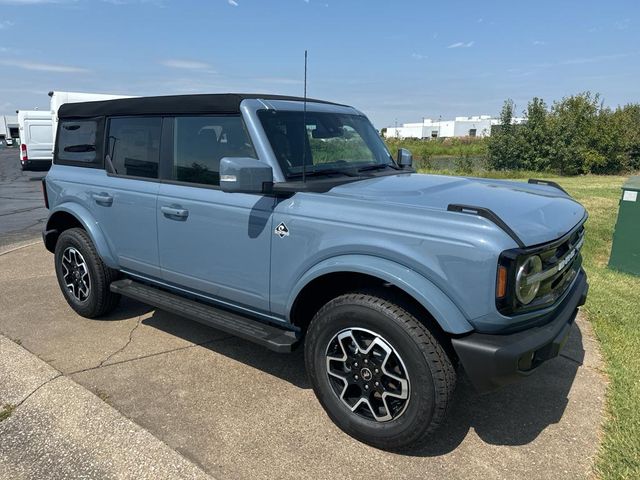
0, 149, 606, 479
0, 148, 49, 248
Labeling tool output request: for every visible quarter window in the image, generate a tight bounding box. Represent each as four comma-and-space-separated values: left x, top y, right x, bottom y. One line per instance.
56, 119, 100, 166
172, 115, 256, 186
107, 117, 162, 179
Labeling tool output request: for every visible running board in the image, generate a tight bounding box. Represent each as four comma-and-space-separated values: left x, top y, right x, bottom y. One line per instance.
110, 279, 299, 353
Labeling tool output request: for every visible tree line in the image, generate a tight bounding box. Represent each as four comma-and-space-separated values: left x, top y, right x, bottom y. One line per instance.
487, 92, 640, 175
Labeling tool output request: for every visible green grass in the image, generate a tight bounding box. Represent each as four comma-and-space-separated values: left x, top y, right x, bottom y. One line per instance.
560, 176, 640, 479
0, 404, 14, 422
417, 170, 639, 478
385, 137, 489, 158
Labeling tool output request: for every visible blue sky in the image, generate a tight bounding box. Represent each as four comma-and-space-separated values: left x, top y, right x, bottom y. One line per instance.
0, 0, 638, 128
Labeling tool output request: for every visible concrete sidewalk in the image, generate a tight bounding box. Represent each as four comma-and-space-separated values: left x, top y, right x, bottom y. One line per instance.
0, 336, 213, 480
0, 242, 607, 479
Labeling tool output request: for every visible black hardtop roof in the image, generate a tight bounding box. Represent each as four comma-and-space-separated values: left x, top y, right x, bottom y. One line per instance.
57, 93, 346, 118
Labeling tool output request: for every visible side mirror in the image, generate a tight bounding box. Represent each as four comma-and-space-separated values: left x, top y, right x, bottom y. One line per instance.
397, 148, 413, 169
219, 157, 273, 194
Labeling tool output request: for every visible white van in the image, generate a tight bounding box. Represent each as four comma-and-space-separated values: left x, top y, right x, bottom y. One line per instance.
49, 91, 134, 144
17, 110, 53, 170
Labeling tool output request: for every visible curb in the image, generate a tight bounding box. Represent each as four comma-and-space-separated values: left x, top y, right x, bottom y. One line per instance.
0, 335, 213, 480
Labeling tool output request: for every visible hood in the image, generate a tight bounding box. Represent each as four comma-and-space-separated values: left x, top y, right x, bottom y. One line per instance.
328, 173, 586, 247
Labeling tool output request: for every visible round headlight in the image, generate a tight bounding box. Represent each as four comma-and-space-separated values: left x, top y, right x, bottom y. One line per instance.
515, 255, 543, 304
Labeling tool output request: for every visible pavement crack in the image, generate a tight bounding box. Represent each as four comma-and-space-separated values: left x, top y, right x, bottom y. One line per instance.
68, 335, 234, 376
97, 316, 144, 368
14, 373, 63, 410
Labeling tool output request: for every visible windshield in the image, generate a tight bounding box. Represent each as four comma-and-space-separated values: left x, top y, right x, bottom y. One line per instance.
258, 110, 393, 178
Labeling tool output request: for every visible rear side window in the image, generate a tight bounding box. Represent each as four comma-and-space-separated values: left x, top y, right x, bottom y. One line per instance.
171, 115, 256, 187
107, 117, 161, 179
56, 119, 101, 166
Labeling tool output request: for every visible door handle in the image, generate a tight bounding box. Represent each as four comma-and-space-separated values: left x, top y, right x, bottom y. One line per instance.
161, 205, 189, 219
92, 192, 113, 206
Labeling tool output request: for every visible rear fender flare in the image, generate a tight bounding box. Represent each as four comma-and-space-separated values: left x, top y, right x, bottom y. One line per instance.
46, 203, 118, 269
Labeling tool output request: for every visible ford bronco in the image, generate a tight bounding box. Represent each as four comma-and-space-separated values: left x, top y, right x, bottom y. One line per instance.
42, 94, 588, 449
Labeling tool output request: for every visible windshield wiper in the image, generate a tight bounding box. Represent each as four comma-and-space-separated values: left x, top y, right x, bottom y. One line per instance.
290, 168, 359, 178
357, 163, 393, 173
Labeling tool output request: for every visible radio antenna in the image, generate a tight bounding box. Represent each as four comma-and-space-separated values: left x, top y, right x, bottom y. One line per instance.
302, 50, 308, 184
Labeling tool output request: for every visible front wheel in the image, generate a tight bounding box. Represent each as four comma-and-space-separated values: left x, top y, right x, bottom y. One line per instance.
54, 228, 120, 318
304, 290, 456, 450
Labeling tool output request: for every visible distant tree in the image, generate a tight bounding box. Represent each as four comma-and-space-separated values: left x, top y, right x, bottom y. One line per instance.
521, 97, 550, 171
548, 92, 601, 175
487, 99, 525, 170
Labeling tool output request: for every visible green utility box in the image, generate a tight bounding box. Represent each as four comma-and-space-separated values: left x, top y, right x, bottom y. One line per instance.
609, 176, 640, 276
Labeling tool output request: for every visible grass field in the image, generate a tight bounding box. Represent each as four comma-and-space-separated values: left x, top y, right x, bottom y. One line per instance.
417, 170, 639, 478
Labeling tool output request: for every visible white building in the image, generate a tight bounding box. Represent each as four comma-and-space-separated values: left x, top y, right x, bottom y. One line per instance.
384, 115, 525, 139
0, 115, 19, 142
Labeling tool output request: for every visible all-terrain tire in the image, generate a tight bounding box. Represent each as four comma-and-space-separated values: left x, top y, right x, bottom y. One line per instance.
304, 288, 456, 450
54, 228, 120, 318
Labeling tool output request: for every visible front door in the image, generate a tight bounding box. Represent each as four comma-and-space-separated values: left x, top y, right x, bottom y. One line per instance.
157, 115, 273, 313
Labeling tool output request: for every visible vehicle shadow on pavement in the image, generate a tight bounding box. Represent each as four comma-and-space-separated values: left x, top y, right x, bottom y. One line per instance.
99, 297, 154, 321
142, 308, 310, 389
139, 302, 584, 455
404, 322, 585, 456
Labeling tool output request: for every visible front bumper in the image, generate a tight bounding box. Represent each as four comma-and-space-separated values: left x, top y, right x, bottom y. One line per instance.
451, 269, 588, 393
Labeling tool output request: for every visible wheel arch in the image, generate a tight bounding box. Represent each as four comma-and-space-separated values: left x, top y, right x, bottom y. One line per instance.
287, 255, 473, 336
44, 204, 118, 268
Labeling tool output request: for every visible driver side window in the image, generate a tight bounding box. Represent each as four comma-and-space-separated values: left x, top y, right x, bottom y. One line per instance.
172, 115, 257, 187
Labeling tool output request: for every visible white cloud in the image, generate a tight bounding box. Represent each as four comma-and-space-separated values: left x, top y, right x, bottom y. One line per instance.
532, 40, 546, 46
447, 41, 474, 49
614, 19, 630, 30
411, 53, 427, 60
160, 59, 213, 70
0, 0, 76, 4
561, 52, 634, 65
228, 0, 238, 5
0, 59, 89, 73
0, 20, 14, 29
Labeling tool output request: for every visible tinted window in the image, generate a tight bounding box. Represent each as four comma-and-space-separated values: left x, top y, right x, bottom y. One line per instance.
57, 119, 99, 165
108, 117, 161, 179
172, 116, 256, 186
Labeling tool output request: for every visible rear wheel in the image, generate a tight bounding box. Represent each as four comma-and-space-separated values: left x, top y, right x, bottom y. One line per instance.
305, 289, 456, 450
54, 228, 120, 318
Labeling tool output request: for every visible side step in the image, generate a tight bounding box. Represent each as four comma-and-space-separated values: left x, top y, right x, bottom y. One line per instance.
110, 279, 299, 353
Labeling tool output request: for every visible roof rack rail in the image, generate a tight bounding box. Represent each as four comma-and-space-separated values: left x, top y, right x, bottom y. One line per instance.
447, 204, 525, 248
527, 179, 569, 195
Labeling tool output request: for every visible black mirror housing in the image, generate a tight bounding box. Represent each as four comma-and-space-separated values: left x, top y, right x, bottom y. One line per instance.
397, 148, 413, 169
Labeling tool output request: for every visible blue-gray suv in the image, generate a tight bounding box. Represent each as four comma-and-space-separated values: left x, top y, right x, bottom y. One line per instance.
42, 94, 588, 450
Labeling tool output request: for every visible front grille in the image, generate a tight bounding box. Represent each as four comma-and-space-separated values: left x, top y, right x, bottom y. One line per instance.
528, 225, 584, 310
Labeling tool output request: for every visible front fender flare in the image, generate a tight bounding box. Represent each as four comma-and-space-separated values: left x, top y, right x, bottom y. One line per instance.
286, 255, 473, 335
46, 203, 118, 269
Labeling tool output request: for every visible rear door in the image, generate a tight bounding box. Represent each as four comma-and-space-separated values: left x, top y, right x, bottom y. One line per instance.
156, 115, 273, 313
53, 117, 160, 278
91, 116, 163, 278
24, 119, 53, 160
